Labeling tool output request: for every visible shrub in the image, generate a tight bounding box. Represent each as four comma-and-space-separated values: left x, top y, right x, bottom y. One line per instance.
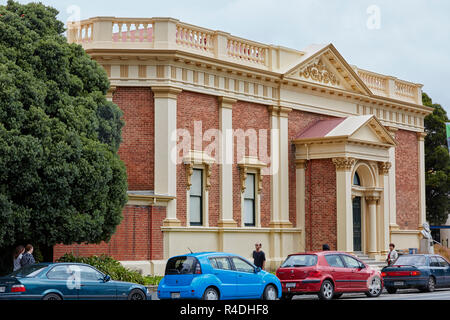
56, 253, 147, 285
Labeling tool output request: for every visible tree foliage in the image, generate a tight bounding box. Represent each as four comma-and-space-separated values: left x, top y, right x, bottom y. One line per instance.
0, 1, 127, 249
423, 92, 450, 225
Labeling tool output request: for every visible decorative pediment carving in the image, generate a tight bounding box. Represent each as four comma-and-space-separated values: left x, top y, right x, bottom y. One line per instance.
297, 58, 340, 86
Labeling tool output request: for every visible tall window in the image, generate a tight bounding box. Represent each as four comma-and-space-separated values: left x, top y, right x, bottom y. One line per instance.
243, 173, 256, 227
353, 172, 361, 186
190, 169, 203, 226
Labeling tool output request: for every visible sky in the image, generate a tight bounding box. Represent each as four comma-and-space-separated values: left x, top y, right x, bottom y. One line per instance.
9, 0, 450, 112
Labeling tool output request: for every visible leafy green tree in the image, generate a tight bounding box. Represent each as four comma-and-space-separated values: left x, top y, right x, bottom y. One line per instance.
423, 92, 450, 226
0, 0, 127, 270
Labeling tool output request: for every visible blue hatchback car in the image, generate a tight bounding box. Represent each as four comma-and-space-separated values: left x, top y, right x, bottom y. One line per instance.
157, 252, 282, 300
0, 263, 151, 300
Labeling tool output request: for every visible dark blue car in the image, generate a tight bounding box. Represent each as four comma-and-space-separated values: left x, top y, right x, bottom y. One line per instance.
381, 254, 450, 294
158, 252, 282, 300
0, 263, 151, 300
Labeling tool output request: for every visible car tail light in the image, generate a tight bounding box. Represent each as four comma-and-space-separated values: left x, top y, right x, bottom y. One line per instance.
194, 263, 202, 274
11, 285, 26, 293
308, 270, 321, 277
410, 271, 421, 276
381, 272, 387, 277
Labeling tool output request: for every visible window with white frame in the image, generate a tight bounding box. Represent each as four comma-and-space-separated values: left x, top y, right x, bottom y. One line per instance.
243, 173, 256, 227
189, 169, 203, 226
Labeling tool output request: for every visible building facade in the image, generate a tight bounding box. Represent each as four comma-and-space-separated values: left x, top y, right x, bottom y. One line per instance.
53, 17, 433, 274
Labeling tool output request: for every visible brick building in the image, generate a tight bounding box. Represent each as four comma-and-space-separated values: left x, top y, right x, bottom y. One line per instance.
54, 17, 433, 274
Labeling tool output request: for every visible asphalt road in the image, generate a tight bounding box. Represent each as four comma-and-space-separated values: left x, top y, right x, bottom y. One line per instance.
149, 288, 450, 300
292, 288, 450, 300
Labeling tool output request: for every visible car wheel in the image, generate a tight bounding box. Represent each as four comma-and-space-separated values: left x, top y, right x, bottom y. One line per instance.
263, 284, 278, 300
318, 280, 334, 300
386, 287, 397, 294
128, 289, 146, 300
424, 277, 436, 292
365, 276, 382, 297
332, 293, 343, 299
42, 293, 62, 301
202, 287, 219, 300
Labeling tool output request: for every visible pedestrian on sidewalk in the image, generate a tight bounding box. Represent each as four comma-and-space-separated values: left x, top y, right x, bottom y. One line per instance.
252, 243, 266, 270
13, 245, 25, 271
20, 244, 36, 268
386, 243, 398, 266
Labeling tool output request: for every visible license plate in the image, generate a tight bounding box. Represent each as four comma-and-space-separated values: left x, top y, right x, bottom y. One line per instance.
286, 283, 296, 288
0, 287, 5, 293
394, 281, 404, 286
171, 292, 181, 299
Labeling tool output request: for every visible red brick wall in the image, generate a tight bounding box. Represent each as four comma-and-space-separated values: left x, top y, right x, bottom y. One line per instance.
395, 129, 419, 230
114, 87, 154, 191
288, 110, 335, 228
232, 101, 271, 227
304, 159, 337, 251
176, 91, 220, 226
53, 205, 166, 261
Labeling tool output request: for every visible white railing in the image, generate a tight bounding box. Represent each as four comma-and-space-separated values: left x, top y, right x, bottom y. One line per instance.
395, 80, 416, 98
112, 19, 153, 43
357, 70, 387, 92
227, 37, 267, 65
175, 23, 214, 53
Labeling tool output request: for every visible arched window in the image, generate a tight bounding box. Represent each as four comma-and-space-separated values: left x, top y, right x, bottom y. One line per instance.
353, 172, 361, 186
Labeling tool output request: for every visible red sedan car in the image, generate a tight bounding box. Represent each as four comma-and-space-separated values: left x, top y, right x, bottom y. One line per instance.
276, 251, 383, 300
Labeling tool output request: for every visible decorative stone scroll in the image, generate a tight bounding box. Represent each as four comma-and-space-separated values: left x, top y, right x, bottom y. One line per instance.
299, 58, 340, 86
332, 157, 356, 171
183, 150, 215, 191
238, 156, 267, 194
378, 162, 392, 175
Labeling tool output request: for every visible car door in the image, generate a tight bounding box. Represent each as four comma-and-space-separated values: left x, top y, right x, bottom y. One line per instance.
208, 257, 237, 299
323, 254, 351, 291
230, 257, 261, 298
45, 265, 79, 300
76, 265, 116, 300
341, 254, 369, 290
429, 257, 446, 287
436, 256, 450, 286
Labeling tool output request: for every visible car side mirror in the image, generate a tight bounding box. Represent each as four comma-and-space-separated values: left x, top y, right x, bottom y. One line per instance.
359, 264, 365, 269
103, 275, 111, 282
255, 267, 261, 273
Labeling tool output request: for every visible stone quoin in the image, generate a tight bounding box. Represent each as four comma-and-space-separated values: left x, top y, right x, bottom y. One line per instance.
53, 17, 433, 275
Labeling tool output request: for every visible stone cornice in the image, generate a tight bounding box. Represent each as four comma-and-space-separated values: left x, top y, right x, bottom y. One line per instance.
151, 85, 182, 99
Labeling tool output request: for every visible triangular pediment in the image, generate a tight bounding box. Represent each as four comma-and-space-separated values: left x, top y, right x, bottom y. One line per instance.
284, 44, 372, 96
349, 116, 396, 146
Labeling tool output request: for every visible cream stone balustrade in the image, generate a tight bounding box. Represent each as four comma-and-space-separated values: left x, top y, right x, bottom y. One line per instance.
175, 23, 214, 54
227, 36, 268, 66
357, 69, 387, 93
395, 80, 417, 99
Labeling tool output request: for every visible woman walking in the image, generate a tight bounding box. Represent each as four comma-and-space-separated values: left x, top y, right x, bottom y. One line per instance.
13, 245, 25, 271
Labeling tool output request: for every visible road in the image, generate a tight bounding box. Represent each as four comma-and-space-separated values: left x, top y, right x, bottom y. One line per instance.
292, 288, 450, 300
149, 288, 450, 300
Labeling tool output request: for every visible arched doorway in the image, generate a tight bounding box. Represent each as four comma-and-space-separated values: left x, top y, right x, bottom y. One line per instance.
353, 172, 362, 252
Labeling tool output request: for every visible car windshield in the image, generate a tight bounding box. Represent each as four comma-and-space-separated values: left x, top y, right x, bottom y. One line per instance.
393, 255, 427, 267
165, 256, 198, 275
281, 255, 317, 268
9, 264, 48, 278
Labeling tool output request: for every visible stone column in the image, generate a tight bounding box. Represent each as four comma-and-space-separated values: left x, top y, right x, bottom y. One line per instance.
152, 86, 182, 226
417, 132, 427, 228
333, 157, 356, 252
218, 97, 237, 227
269, 106, 280, 227
296, 160, 307, 251
366, 195, 380, 256
279, 107, 292, 227
387, 126, 399, 230
378, 162, 391, 255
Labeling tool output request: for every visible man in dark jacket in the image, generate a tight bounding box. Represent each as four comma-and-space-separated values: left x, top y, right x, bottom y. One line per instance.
20, 244, 36, 268
252, 243, 266, 270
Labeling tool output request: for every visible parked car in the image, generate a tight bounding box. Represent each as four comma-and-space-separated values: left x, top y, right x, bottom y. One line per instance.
157, 252, 282, 300
276, 251, 383, 300
381, 254, 450, 294
0, 263, 151, 300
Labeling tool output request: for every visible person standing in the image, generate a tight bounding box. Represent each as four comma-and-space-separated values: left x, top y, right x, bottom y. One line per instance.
252, 243, 266, 270
386, 243, 398, 266
20, 244, 36, 268
322, 244, 330, 251
13, 245, 25, 271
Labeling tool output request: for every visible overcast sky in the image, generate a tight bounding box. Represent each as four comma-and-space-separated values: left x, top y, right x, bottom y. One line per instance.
11, 0, 450, 112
